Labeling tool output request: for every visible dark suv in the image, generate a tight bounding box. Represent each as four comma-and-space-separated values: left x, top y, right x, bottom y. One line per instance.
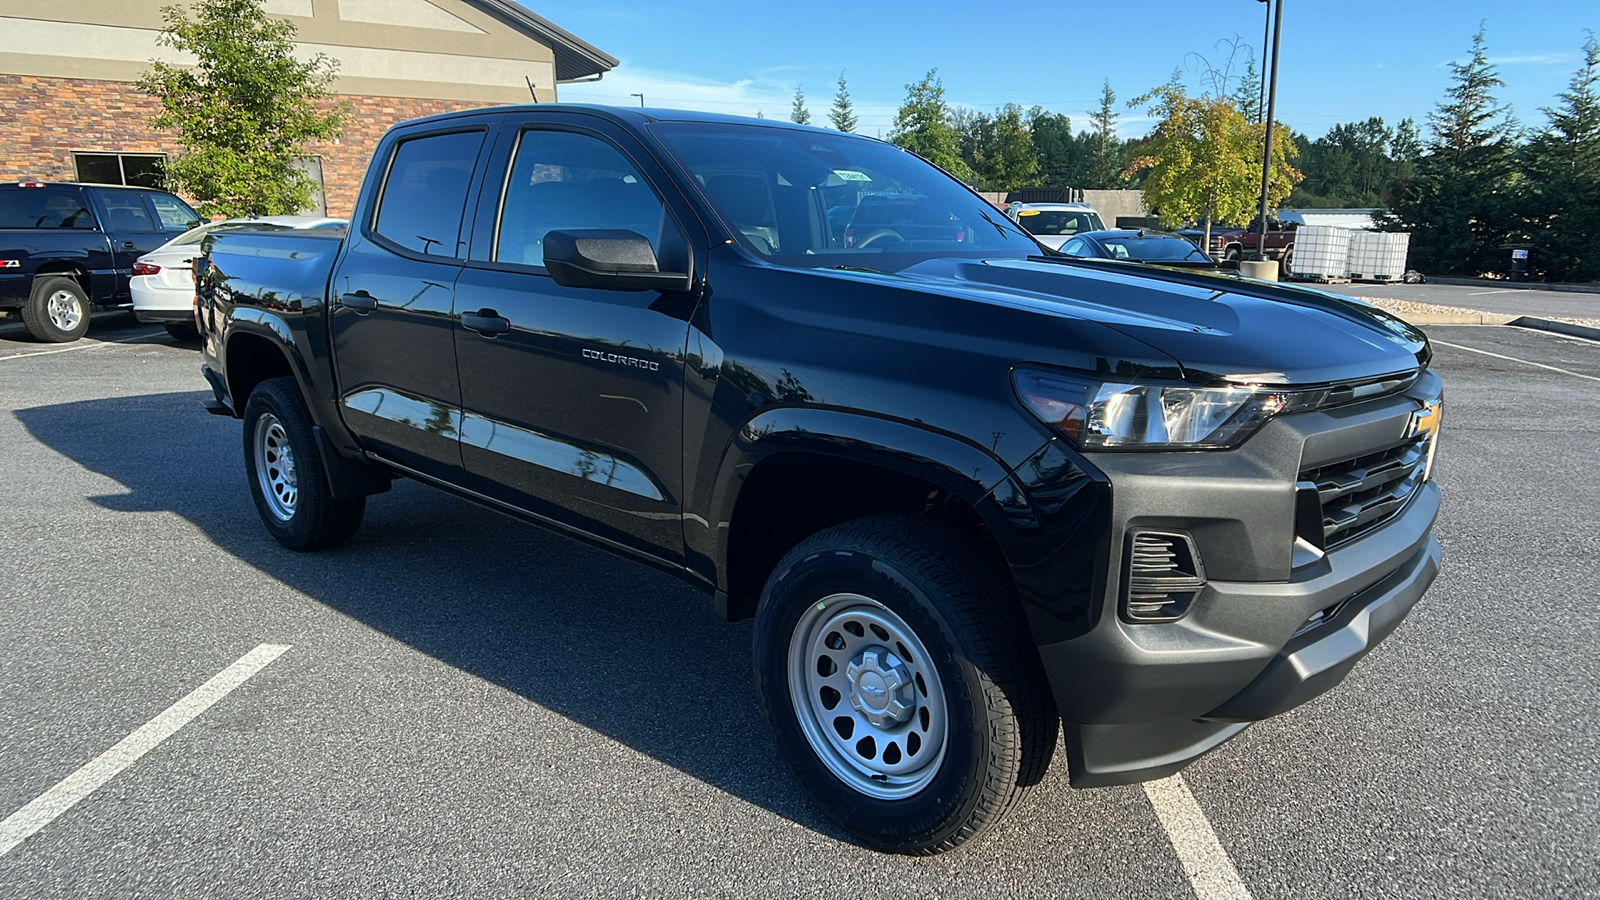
0, 182, 203, 341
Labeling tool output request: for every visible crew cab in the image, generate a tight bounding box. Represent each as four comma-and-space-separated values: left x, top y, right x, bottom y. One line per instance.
196, 105, 1443, 854
0, 182, 203, 341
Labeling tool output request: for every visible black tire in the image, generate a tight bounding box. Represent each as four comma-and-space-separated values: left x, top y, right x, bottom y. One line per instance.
1225, 247, 1241, 262
164, 321, 201, 342
753, 515, 1057, 854
1282, 243, 1295, 273
242, 377, 365, 550
21, 275, 91, 343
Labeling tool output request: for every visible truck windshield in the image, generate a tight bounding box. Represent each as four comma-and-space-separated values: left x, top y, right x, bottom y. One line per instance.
653, 123, 1040, 271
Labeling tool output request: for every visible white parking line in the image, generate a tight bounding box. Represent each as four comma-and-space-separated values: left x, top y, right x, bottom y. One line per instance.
1144, 774, 1253, 900
0, 643, 290, 857
0, 330, 166, 362
1467, 288, 1524, 296
1434, 340, 1600, 383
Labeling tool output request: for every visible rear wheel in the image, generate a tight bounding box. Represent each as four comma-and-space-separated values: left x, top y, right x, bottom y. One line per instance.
21, 276, 91, 343
753, 515, 1057, 854
242, 377, 365, 550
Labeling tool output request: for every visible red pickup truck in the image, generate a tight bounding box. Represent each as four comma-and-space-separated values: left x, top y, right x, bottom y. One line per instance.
1206, 218, 1298, 265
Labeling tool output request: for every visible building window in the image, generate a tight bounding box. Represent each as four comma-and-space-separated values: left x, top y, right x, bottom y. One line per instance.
74, 153, 167, 189
293, 157, 328, 215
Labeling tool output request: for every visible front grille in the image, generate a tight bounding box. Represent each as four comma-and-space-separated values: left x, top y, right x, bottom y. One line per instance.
1301, 434, 1429, 548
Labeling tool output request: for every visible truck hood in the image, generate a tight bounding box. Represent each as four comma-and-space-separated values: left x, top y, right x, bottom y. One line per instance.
886, 257, 1428, 386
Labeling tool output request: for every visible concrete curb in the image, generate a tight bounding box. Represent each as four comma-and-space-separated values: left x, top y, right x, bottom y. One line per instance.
1425, 277, 1600, 295
1507, 315, 1600, 342
1396, 312, 1516, 326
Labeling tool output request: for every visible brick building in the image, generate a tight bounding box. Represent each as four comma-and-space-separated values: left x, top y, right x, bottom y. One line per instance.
0, 0, 616, 217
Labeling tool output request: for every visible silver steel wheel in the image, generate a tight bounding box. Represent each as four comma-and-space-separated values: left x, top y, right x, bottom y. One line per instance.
45, 289, 82, 332
788, 592, 948, 799
253, 412, 298, 522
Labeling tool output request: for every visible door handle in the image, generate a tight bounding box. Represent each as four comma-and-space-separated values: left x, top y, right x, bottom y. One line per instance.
122, 241, 137, 250
461, 309, 510, 337
339, 292, 378, 313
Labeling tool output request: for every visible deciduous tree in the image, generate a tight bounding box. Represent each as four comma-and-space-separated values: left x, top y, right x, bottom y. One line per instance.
1124, 82, 1299, 249
139, 0, 347, 217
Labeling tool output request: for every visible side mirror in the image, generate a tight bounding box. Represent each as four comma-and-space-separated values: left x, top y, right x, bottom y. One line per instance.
543, 229, 691, 292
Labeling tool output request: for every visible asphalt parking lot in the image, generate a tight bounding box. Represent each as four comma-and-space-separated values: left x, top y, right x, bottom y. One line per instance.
1, 313, 1597, 898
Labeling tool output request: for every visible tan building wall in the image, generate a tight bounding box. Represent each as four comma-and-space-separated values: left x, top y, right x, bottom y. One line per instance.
1, 75, 481, 218
0, 1, 615, 216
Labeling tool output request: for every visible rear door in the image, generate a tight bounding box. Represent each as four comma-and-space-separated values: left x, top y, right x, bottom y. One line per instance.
328, 121, 494, 483
90, 189, 169, 298
451, 113, 701, 563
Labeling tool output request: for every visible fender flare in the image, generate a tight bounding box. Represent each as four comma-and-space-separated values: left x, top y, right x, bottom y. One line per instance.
702, 405, 1034, 598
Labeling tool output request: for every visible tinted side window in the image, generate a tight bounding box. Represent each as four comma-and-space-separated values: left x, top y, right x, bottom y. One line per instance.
1061, 238, 1087, 257
0, 188, 94, 229
491, 130, 673, 267
148, 193, 201, 231
373, 130, 485, 257
101, 192, 157, 233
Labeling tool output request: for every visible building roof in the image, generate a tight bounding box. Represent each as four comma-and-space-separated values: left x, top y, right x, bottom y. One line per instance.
470, 0, 617, 82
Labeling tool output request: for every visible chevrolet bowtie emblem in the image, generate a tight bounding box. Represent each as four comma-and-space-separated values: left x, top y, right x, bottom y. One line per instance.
1408, 400, 1441, 440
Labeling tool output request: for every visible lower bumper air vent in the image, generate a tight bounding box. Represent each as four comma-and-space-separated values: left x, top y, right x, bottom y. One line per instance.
1123, 530, 1207, 622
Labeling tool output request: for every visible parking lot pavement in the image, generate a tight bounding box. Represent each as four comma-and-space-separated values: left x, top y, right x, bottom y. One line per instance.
1, 322, 1597, 897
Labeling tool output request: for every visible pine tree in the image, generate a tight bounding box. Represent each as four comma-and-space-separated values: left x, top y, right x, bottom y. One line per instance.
1089, 80, 1121, 189
790, 85, 811, 125
888, 69, 973, 182
1230, 58, 1263, 124
829, 71, 857, 132
1387, 25, 1518, 275
1523, 34, 1600, 281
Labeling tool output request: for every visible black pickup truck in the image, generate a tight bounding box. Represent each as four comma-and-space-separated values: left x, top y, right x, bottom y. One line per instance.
0, 182, 203, 341
197, 105, 1443, 854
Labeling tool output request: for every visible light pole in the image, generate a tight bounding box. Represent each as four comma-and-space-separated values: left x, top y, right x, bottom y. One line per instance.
1254, 0, 1283, 263
630, 92, 645, 107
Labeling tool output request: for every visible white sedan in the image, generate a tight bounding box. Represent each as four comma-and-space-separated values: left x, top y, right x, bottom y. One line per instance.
131, 216, 345, 340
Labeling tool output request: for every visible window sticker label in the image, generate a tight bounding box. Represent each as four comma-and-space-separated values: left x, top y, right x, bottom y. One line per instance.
832, 169, 872, 182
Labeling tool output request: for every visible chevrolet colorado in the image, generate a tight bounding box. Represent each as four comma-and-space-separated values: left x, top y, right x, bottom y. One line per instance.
196, 105, 1442, 854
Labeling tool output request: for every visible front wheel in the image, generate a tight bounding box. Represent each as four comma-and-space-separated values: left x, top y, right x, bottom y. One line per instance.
22, 275, 91, 343
164, 321, 201, 342
242, 377, 365, 550
753, 516, 1057, 854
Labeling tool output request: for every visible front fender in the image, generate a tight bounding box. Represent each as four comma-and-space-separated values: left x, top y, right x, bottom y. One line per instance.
699, 405, 1047, 591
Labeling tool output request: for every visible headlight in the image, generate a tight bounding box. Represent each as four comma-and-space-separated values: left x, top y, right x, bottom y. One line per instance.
1013, 368, 1321, 450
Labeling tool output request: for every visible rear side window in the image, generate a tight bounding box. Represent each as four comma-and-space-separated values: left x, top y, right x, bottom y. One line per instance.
373, 130, 485, 257
101, 192, 157, 233
148, 193, 202, 232
0, 188, 94, 229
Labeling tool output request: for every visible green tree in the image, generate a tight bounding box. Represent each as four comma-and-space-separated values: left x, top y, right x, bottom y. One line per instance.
1385, 25, 1518, 275
138, 0, 347, 217
1088, 80, 1123, 189
829, 71, 857, 132
964, 104, 1038, 192
1124, 82, 1299, 249
1523, 34, 1600, 281
1230, 57, 1263, 124
790, 85, 811, 125
889, 69, 974, 182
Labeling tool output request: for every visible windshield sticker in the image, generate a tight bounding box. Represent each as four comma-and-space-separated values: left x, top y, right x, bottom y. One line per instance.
832, 169, 872, 182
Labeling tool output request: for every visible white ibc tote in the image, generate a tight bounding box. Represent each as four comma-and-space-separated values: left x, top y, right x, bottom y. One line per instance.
1288, 226, 1350, 279
1348, 231, 1411, 281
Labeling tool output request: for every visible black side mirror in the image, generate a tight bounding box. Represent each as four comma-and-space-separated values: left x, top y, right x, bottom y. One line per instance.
543, 229, 691, 292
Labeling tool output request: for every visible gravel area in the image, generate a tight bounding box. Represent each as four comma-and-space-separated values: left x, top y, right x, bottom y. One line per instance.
1358, 296, 1600, 327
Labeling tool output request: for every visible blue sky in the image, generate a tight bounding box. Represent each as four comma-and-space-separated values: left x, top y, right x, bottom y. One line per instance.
553, 0, 1598, 142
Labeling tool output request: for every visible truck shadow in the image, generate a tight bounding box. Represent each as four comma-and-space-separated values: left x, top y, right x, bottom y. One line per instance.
16, 391, 840, 840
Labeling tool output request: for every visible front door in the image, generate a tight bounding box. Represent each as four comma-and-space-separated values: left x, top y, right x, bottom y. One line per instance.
329, 125, 491, 483
452, 118, 699, 564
